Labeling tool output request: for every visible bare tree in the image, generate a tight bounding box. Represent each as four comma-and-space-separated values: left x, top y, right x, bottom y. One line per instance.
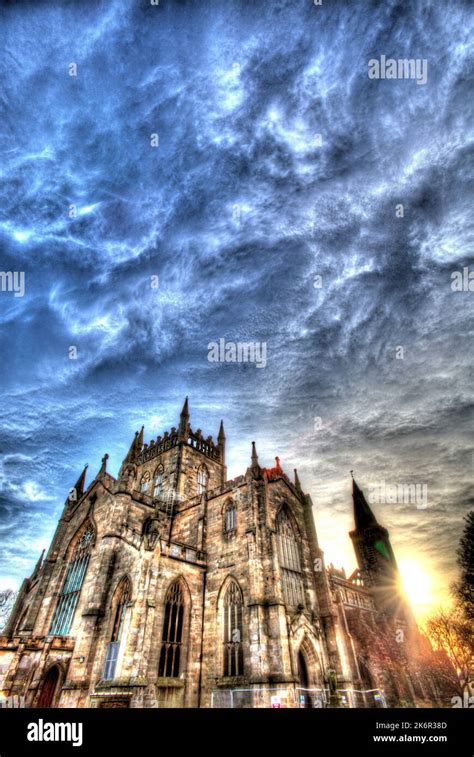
427, 608, 474, 696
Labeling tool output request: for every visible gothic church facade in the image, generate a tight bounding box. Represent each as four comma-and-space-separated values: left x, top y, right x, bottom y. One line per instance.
0, 400, 442, 708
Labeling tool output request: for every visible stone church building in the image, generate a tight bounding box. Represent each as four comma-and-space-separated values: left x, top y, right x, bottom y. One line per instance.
0, 400, 443, 708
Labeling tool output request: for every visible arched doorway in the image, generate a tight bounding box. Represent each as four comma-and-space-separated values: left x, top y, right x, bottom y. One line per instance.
297, 650, 312, 708
37, 666, 60, 708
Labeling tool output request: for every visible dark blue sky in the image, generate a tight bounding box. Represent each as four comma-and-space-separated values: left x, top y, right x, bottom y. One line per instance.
0, 0, 472, 617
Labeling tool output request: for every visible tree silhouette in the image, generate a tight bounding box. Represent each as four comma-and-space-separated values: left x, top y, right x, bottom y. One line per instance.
454, 510, 474, 621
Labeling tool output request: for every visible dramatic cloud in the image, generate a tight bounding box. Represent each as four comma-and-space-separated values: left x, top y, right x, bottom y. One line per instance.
0, 0, 472, 619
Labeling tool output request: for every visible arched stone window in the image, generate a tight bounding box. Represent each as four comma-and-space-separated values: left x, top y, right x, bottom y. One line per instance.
103, 577, 131, 680
223, 580, 244, 677
140, 471, 150, 493
48, 521, 95, 636
197, 465, 208, 494
153, 465, 164, 497
275, 506, 305, 607
158, 579, 186, 678
223, 500, 237, 537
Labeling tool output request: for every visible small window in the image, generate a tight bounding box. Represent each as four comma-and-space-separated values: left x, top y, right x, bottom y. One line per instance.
197, 465, 208, 495
223, 500, 237, 537
153, 467, 163, 497
140, 472, 150, 493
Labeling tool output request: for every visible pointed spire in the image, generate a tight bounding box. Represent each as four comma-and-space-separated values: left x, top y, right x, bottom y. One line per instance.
66, 464, 88, 505
352, 474, 377, 530
179, 396, 190, 439
122, 430, 140, 469
294, 468, 303, 494
74, 464, 88, 499
98, 453, 109, 478
248, 441, 262, 479
217, 419, 226, 463
137, 425, 144, 448
251, 441, 259, 466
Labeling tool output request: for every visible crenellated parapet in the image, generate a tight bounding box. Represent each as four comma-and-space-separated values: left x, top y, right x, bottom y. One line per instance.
137, 426, 222, 465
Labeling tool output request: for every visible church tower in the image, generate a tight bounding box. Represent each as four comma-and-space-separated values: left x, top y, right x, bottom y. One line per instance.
349, 476, 406, 621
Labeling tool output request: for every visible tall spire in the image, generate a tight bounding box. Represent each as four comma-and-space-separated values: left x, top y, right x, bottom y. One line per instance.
217, 419, 226, 462
137, 425, 144, 448
294, 468, 303, 495
352, 475, 377, 530
248, 441, 262, 479
179, 396, 190, 439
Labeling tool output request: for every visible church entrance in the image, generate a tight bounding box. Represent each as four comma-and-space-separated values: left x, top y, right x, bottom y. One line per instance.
297, 651, 312, 708
37, 665, 60, 708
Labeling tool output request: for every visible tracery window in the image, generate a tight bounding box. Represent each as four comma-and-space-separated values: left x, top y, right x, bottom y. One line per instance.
197, 465, 208, 494
158, 579, 185, 678
48, 523, 94, 636
223, 580, 244, 676
276, 507, 305, 607
153, 466, 163, 497
103, 577, 131, 680
140, 471, 150, 493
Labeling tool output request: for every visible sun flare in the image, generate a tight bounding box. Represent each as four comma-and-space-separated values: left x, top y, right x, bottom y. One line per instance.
398, 558, 434, 617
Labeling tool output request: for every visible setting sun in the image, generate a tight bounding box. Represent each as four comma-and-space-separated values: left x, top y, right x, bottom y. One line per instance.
398, 558, 435, 619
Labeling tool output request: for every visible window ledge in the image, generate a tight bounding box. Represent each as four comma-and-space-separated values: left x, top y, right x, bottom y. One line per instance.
155, 677, 184, 688
216, 676, 248, 688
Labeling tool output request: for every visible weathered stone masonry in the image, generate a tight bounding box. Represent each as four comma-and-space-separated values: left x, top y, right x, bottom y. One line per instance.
0, 399, 443, 708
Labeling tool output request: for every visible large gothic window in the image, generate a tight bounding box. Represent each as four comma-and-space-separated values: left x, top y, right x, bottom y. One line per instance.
223, 500, 237, 537
276, 507, 305, 607
103, 577, 131, 680
48, 522, 94, 636
158, 579, 185, 678
197, 465, 208, 494
223, 580, 244, 677
153, 466, 163, 497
